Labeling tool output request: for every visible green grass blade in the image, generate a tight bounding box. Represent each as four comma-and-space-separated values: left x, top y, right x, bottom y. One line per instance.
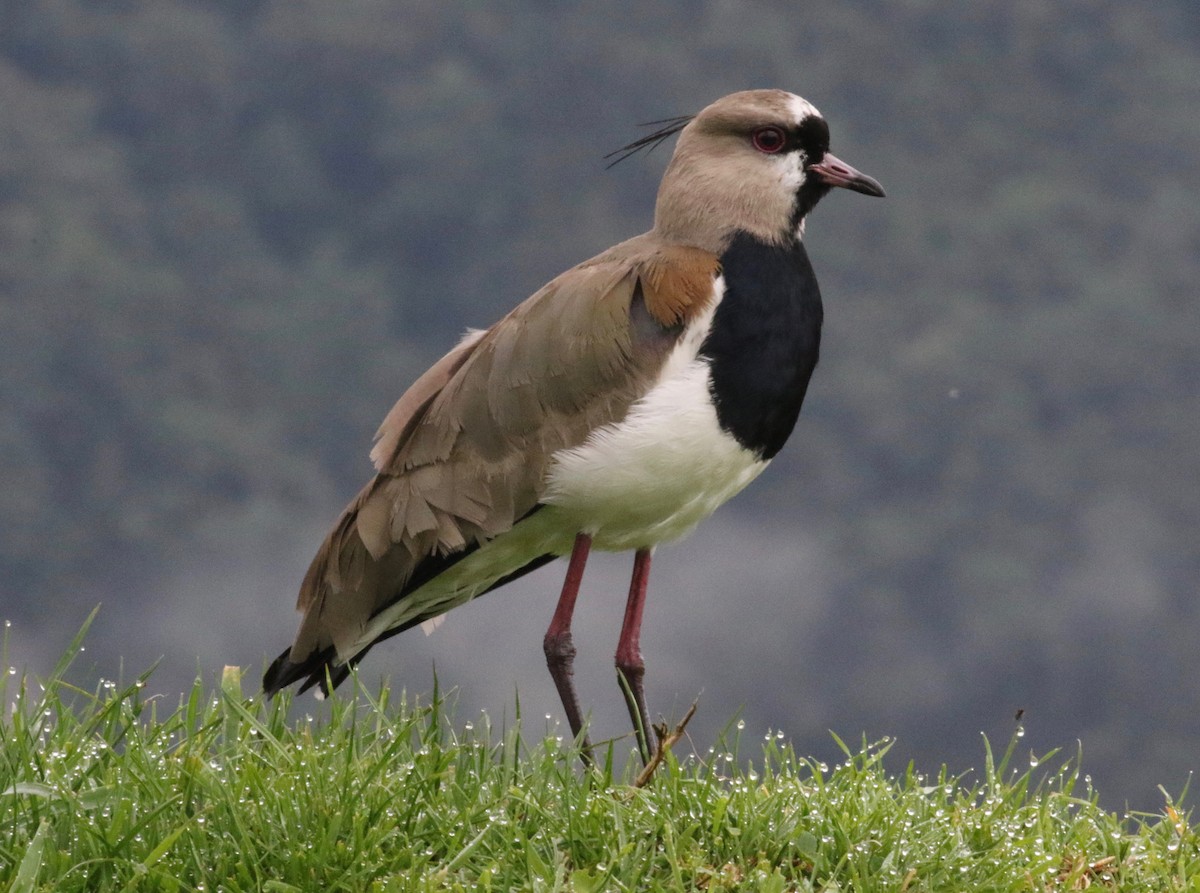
10, 819, 50, 893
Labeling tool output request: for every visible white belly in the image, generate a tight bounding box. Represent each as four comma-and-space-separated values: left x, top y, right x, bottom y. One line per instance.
542, 356, 768, 551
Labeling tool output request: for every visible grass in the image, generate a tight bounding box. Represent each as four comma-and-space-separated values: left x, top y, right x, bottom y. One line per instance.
2, 618, 1197, 891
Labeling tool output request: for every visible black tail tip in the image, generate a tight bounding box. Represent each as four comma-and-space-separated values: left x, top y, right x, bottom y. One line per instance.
262, 645, 348, 698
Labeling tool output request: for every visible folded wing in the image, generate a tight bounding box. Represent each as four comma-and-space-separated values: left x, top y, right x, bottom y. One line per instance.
263, 237, 721, 695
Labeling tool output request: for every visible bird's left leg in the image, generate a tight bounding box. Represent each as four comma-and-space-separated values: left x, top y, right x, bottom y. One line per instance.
616, 547, 655, 764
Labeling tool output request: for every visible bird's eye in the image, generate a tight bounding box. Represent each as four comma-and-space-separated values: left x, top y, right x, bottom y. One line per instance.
751, 126, 787, 154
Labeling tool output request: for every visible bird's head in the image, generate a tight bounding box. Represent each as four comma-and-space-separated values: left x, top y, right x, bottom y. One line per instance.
630, 89, 884, 252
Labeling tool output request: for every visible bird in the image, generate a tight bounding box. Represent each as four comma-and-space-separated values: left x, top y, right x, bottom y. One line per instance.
263, 89, 884, 762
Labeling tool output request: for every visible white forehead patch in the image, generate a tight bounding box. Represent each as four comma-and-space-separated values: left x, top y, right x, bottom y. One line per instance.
787, 94, 821, 125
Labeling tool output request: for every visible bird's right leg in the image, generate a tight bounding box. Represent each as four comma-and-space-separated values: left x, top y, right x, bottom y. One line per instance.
543, 532, 593, 760
616, 547, 654, 764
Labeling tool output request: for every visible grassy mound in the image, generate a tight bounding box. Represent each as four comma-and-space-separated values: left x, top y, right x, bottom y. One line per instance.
2, 621, 1195, 891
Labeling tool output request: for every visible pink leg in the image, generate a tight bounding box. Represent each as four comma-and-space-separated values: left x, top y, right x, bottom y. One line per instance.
543, 533, 593, 758
616, 547, 654, 763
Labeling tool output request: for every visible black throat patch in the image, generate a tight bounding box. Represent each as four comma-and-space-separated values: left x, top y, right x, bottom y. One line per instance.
792, 114, 833, 227
702, 231, 823, 460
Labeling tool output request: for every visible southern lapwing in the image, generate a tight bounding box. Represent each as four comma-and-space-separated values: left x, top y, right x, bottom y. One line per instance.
263, 89, 884, 761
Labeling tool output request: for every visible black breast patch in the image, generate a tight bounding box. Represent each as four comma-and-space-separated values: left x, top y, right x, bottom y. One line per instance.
702, 232, 823, 459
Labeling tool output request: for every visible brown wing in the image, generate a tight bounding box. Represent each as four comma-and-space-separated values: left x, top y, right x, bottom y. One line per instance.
264, 237, 721, 694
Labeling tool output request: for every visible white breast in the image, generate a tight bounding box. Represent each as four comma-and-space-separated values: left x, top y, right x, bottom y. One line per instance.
542, 275, 768, 551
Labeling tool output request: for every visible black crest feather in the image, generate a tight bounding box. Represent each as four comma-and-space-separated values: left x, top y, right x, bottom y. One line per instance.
604, 115, 694, 169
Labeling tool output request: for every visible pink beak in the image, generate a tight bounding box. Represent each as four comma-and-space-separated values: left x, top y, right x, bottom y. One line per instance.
807, 152, 885, 197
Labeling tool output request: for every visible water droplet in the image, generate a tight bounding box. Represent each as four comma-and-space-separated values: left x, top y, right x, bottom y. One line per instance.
1015, 726, 1025, 738
736, 719, 745, 730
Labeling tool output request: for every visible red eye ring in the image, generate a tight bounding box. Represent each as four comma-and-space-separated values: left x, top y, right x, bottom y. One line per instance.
751, 126, 787, 154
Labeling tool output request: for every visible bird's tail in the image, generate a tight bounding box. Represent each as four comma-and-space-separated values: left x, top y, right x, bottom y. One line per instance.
262, 644, 353, 699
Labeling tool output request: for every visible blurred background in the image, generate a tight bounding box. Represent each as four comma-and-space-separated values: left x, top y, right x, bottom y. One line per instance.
2, 2, 1198, 809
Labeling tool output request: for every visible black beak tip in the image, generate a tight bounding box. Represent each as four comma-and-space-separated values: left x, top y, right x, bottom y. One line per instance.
860, 178, 886, 198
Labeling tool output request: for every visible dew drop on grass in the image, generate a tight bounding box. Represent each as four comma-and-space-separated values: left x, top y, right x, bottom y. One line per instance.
1015, 726, 1025, 738
737, 719, 745, 730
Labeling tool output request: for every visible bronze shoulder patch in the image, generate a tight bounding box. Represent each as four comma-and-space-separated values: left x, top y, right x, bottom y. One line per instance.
638, 245, 722, 327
